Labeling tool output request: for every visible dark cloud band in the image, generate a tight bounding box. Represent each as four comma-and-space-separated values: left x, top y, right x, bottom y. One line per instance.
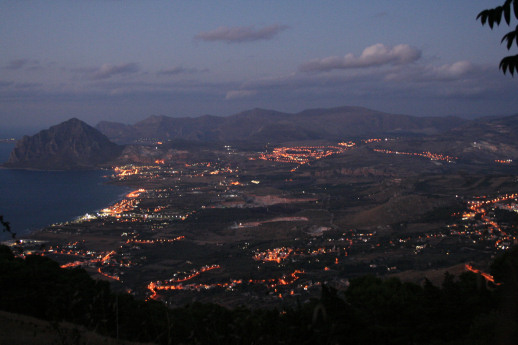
195, 24, 288, 43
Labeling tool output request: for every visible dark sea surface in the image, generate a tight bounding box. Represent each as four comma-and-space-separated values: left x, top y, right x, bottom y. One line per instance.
0, 142, 130, 240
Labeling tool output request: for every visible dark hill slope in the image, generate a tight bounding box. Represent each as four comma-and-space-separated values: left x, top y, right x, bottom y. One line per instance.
383, 113, 518, 162
97, 114, 225, 143
441, 113, 518, 161
445, 113, 518, 145
5, 118, 123, 170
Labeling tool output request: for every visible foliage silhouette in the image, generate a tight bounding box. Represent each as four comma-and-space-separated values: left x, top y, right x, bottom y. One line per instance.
477, 0, 518, 75
0, 215, 15, 239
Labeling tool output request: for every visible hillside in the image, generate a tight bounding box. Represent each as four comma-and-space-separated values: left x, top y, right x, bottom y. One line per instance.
0, 311, 150, 345
378, 113, 518, 163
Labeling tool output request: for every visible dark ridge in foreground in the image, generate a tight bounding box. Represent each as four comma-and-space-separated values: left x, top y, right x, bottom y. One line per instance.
1, 243, 517, 345
4, 118, 123, 170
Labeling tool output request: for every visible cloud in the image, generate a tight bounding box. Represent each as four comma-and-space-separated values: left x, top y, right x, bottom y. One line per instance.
240, 69, 386, 92
157, 66, 208, 76
299, 43, 422, 72
5, 59, 30, 70
428, 61, 475, 79
0, 81, 15, 89
5, 59, 42, 71
91, 63, 139, 80
373, 11, 389, 18
195, 24, 288, 43
232, 57, 510, 111
225, 89, 257, 100
384, 60, 477, 82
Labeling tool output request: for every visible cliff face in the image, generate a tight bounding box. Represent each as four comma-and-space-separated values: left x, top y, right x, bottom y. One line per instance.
5, 118, 123, 170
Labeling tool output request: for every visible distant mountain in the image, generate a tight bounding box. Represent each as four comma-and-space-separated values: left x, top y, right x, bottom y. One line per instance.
4, 118, 123, 170
96, 106, 467, 144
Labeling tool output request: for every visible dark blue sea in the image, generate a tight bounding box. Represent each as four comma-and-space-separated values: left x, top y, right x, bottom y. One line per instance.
0, 142, 130, 240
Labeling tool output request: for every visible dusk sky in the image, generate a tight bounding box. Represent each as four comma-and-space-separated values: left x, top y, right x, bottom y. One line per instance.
1, 1, 517, 136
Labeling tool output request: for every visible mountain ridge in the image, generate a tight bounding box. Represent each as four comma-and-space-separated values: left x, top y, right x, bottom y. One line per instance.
6, 107, 518, 171
96, 106, 468, 144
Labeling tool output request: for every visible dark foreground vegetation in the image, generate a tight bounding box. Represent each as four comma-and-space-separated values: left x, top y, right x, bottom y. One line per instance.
2, 245, 518, 344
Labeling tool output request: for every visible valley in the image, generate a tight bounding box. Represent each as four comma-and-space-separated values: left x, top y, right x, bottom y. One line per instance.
10, 134, 518, 308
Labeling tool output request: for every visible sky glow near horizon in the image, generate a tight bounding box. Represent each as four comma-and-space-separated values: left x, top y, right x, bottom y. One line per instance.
1, 0, 517, 135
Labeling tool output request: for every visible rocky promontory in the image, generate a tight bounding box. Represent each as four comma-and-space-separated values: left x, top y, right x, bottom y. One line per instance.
4, 118, 123, 170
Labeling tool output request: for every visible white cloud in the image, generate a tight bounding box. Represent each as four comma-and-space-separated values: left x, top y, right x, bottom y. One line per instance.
225, 89, 257, 100
91, 63, 139, 80
299, 44, 421, 72
429, 61, 474, 79
384, 60, 476, 82
195, 24, 288, 43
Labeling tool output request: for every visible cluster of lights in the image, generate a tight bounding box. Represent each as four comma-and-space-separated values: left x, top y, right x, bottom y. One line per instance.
125, 236, 185, 245
453, 193, 518, 249
373, 149, 457, 162
495, 159, 512, 164
362, 138, 382, 143
256, 143, 356, 166
254, 247, 294, 263
147, 269, 304, 301
465, 264, 501, 285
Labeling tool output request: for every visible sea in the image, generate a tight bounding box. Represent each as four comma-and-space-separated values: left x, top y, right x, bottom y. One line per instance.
0, 142, 130, 240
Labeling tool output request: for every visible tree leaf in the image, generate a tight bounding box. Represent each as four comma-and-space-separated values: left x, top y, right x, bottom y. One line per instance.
489, 14, 495, 29
499, 54, 518, 76
494, 7, 503, 26
501, 30, 516, 50
504, 2, 511, 24
500, 58, 508, 74
477, 10, 489, 25
477, 10, 491, 25
479, 3, 518, 76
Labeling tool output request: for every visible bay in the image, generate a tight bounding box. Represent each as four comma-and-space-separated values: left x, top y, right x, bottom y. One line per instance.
0, 142, 129, 240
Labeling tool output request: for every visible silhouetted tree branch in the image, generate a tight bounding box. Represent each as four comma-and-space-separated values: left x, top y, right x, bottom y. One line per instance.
477, 0, 518, 75
0, 215, 15, 239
